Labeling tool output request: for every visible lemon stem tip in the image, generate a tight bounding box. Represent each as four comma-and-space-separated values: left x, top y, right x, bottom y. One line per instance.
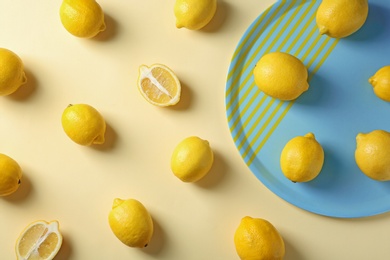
304, 132, 315, 139
100, 22, 106, 32
21, 73, 27, 84
318, 26, 327, 35
368, 77, 376, 86
112, 198, 123, 208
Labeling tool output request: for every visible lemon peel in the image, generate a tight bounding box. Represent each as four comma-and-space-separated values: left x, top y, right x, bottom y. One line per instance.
355, 130, 390, 181
171, 136, 214, 182
316, 0, 369, 38
0, 153, 22, 196
368, 65, 390, 102
0, 48, 27, 96
108, 198, 154, 248
253, 52, 308, 101
60, 0, 106, 38
61, 104, 106, 146
234, 216, 285, 260
280, 133, 324, 182
174, 0, 217, 30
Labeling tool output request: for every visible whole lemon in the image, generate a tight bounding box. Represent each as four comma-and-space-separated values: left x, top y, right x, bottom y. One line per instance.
280, 133, 324, 182
60, 0, 106, 38
61, 104, 106, 146
0, 48, 27, 96
171, 136, 214, 182
0, 153, 22, 196
174, 0, 217, 30
316, 0, 369, 38
253, 52, 309, 101
234, 216, 285, 260
368, 65, 390, 102
108, 198, 154, 248
355, 130, 390, 181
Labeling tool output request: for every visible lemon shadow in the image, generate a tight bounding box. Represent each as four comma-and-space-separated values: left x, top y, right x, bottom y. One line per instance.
299, 144, 343, 190
8, 68, 37, 101
342, 210, 390, 222
55, 232, 72, 260
168, 80, 192, 111
4, 173, 32, 203
92, 13, 118, 42
282, 233, 305, 260
294, 72, 329, 106
195, 150, 227, 189
141, 214, 165, 256
91, 121, 118, 151
344, 3, 389, 42
201, 0, 230, 32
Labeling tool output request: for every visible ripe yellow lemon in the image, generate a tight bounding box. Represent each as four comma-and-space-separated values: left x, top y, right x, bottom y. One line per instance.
15, 220, 63, 260
137, 64, 181, 107
0, 153, 22, 196
171, 136, 214, 182
0, 48, 27, 96
355, 130, 390, 181
234, 216, 285, 260
61, 104, 106, 146
60, 0, 106, 38
316, 0, 369, 38
280, 133, 324, 182
174, 0, 217, 30
253, 52, 309, 101
368, 65, 390, 102
108, 198, 154, 248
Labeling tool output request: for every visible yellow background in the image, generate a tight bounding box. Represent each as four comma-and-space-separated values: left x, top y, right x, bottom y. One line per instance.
1, 0, 389, 259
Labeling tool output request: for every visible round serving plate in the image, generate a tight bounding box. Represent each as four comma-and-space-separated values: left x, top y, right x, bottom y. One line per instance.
226, 0, 390, 218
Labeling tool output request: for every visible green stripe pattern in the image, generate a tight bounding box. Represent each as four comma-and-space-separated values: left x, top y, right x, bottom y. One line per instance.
225, 0, 339, 166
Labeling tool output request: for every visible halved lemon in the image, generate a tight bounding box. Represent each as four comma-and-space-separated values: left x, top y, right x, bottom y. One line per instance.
137, 64, 181, 107
15, 220, 63, 260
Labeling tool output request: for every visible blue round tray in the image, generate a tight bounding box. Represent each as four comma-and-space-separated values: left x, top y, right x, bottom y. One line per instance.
226, 0, 390, 218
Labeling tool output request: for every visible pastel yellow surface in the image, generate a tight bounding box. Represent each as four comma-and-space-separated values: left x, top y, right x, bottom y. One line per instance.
0, 0, 389, 259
